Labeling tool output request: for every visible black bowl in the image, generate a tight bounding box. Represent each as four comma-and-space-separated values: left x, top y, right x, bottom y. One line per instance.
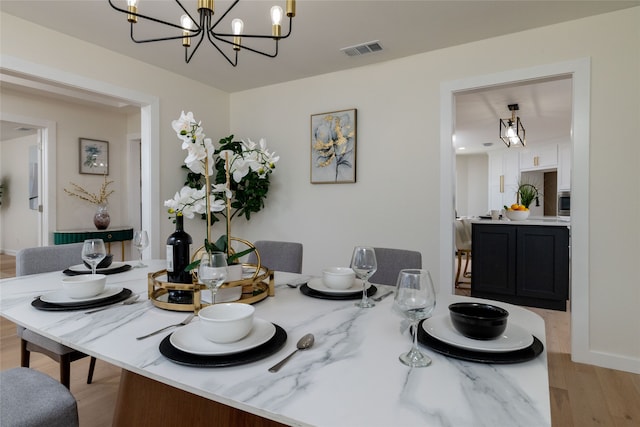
84, 254, 113, 270
448, 302, 509, 340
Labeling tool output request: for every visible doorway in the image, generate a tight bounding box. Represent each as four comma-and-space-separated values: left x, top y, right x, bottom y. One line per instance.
440, 58, 591, 365
0, 115, 55, 251
0, 57, 161, 257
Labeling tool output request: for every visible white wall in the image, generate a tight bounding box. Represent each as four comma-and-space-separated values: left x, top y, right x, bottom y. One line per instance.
0, 134, 39, 252
456, 154, 488, 217
229, 8, 639, 372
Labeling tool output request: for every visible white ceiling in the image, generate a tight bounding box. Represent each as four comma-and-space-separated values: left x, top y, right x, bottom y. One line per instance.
1, 1, 637, 149
454, 75, 573, 154
1, 0, 637, 93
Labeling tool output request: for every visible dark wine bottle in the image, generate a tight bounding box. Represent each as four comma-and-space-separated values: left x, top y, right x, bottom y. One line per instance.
166, 214, 193, 304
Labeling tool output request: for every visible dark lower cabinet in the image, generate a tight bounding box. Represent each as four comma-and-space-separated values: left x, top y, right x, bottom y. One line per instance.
471, 223, 570, 311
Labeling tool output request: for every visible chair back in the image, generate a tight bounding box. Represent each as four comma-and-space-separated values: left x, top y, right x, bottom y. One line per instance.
455, 219, 472, 251
16, 243, 85, 276
369, 247, 422, 286
246, 240, 303, 273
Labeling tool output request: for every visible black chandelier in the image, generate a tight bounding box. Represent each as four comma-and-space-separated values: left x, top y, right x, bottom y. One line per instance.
499, 104, 526, 147
108, 0, 296, 66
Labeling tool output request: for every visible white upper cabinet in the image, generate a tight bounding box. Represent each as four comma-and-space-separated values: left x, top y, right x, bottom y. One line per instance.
488, 150, 520, 210
557, 142, 571, 190
519, 143, 558, 171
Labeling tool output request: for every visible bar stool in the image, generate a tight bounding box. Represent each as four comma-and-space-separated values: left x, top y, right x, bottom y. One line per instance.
455, 219, 472, 287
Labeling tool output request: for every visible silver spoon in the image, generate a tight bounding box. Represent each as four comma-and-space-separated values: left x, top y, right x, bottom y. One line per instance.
85, 295, 140, 314
268, 333, 315, 373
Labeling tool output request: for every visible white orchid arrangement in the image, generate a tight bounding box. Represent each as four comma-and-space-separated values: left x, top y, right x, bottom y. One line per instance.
164, 111, 279, 264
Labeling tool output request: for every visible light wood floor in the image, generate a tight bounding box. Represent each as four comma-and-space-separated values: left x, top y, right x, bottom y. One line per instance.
1, 253, 639, 426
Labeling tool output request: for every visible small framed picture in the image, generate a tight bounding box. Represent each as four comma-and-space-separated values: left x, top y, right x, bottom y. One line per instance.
310, 108, 357, 184
79, 138, 109, 175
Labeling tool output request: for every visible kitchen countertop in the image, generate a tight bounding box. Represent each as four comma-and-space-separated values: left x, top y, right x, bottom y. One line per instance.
470, 216, 571, 227
0, 260, 550, 427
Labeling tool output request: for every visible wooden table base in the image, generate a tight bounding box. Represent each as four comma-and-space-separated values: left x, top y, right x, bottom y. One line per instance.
113, 370, 287, 427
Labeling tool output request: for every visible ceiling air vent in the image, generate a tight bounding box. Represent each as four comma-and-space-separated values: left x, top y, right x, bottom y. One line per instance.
340, 40, 383, 57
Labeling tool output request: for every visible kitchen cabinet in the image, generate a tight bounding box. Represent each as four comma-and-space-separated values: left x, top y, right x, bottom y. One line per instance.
520, 143, 558, 171
558, 142, 571, 190
471, 223, 570, 311
488, 150, 520, 210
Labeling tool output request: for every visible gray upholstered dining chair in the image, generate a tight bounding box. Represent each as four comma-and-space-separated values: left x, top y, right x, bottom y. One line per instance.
369, 247, 423, 286
246, 240, 304, 273
0, 367, 79, 427
15, 243, 97, 389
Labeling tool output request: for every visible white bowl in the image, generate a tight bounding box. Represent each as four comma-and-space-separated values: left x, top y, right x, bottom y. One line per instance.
322, 267, 356, 290
198, 303, 255, 343
61, 274, 107, 299
505, 210, 530, 221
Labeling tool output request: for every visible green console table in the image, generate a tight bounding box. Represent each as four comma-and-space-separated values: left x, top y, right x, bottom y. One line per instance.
53, 226, 134, 261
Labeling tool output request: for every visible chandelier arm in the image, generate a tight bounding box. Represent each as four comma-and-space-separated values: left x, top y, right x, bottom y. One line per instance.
130, 24, 201, 44
205, 30, 239, 66
212, 17, 294, 40
210, 33, 279, 58
185, 32, 209, 64
108, 0, 199, 33
208, 0, 241, 30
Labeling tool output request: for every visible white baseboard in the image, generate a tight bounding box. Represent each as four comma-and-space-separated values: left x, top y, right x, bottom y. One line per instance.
573, 350, 640, 374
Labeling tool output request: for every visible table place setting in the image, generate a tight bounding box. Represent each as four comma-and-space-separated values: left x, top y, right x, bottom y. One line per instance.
300, 277, 377, 300
32, 239, 137, 311
299, 252, 379, 301
416, 302, 544, 364
32, 280, 134, 311
158, 303, 288, 368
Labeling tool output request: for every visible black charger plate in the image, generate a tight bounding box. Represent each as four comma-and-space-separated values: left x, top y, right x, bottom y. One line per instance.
63, 264, 132, 276
32, 288, 133, 311
159, 324, 287, 367
299, 283, 377, 300
416, 319, 543, 364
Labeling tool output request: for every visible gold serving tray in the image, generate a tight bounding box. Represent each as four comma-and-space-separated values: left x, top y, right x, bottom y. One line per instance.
148, 265, 274, 312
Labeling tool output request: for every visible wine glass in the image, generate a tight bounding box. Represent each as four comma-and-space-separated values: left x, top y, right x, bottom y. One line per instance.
198, 252, 228, 305
393, 269, 437, 367
133, 230, 149, 268
350, 246, 377, 308
82, 239, 106, 275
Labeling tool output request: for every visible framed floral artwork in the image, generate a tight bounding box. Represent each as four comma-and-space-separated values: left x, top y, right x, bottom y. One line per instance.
310, 109, 357, 184
79, 138, 109, 175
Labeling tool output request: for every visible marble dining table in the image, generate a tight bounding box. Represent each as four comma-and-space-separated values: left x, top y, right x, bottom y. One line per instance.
0, 259, 551, 427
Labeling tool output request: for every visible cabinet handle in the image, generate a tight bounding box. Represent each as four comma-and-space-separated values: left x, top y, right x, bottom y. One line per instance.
500, 175, 504, 193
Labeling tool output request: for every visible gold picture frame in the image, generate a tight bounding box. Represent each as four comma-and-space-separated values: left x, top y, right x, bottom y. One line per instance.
310, 108, 357, 184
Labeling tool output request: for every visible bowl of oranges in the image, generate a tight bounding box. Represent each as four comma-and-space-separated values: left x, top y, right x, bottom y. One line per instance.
505, 204, 530, 221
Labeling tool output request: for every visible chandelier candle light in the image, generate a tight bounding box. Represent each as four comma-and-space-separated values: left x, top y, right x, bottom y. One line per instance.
108, 0, 296, 66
